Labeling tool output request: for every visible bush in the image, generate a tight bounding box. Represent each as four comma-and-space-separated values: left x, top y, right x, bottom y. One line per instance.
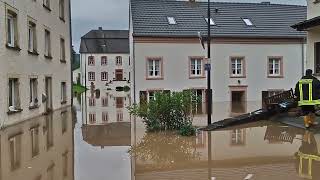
179, 122, 196, 136
129, 90, 199, 136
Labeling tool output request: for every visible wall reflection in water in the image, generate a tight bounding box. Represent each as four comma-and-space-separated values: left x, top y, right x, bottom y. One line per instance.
0, 108, 74, 180
132, 118, 320, 180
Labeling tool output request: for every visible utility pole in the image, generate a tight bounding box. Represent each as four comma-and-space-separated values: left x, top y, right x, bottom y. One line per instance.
207, 0, 212, 125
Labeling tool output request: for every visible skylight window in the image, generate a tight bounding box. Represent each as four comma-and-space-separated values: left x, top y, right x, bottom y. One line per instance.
205, 18, 215, 26
243, 18, 253, 26
167, 17, 177, 25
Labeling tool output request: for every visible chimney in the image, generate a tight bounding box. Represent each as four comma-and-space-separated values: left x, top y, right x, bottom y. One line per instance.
98, 27, 103, 30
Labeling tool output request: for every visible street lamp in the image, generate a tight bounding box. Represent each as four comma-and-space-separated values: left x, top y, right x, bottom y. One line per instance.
206, 0, 212, 125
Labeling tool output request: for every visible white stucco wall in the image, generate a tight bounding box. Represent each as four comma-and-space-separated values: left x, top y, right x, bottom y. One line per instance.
80, 53, 131, 91
307, 0, 320, 19
0, 0, 72, 127
134, 41, 305, 103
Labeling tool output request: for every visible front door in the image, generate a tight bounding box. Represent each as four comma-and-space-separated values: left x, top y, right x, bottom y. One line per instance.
115, 69, 123, 81
45, 77, 52, 112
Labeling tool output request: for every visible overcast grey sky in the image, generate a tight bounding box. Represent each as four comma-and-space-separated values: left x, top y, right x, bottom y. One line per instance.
71, 0, 306, 52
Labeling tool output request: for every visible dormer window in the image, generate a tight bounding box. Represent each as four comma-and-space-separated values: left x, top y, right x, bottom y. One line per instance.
205, 18, 215, 26
243, 18, 253, 26
167, 17, 177, 25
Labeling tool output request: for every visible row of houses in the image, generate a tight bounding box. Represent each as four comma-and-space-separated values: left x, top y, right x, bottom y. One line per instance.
79, 0, 319, 110
0, 0, 72, 127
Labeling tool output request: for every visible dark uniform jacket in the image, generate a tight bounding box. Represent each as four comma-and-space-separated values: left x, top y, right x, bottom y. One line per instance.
295, 75, 320, 102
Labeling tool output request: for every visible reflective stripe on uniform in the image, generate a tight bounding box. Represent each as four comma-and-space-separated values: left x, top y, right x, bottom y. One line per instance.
298, 79, 318, 106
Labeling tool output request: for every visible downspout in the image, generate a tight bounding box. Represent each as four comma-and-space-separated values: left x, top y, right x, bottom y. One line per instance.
302, 38, 306, 76
69, 0, 73, 106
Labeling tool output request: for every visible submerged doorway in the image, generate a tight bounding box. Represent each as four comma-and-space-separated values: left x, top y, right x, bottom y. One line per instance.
229, 86, 247, 115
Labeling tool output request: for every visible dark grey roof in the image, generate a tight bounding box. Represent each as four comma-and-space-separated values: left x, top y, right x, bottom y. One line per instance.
131, 0, 307, 39
292, 16, 320, 31
80, 30, 129, 54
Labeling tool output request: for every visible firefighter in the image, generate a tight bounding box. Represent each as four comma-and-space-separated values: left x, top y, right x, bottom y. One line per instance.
295, 69, 320, 128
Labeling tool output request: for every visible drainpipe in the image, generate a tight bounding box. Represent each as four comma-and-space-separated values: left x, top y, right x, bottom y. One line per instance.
302, 38, 306, 76
69, 0, 73, 106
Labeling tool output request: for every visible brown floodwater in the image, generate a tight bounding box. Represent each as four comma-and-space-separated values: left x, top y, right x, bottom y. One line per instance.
1, 93, 320, 180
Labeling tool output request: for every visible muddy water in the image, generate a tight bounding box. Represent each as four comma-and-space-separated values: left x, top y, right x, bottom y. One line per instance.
1, 95, 319, 180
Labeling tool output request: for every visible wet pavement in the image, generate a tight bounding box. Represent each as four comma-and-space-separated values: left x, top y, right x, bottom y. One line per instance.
1, 91, 320, 180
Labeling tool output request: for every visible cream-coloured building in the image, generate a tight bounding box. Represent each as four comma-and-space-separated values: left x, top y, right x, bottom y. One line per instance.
130, 0, 307, 106
80, 29, 131, 91
293, 0, 320, 74
0, 0, 72, 128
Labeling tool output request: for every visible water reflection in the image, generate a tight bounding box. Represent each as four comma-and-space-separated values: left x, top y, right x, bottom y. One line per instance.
132, 118, 320, 180
0, 108, 74, 180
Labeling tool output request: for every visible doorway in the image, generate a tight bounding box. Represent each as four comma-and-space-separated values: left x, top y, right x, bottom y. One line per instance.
115, 69, 123, 81
230, 86, 247, 115
45, 77, 52, 113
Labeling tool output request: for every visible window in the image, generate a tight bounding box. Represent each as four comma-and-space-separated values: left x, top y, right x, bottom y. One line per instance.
29, 78, 38, 107
231, 129, 246, 145
102, 112, 108, 123
230, 57, 245, 77
9, 135, 21, 171
88, 56, 95, 66
117, 111, 123, 122
44, 29, 51, 57
8, 78, 20, 111
28, 21, 37, 52
268, 57, 283, 77
147, 58, 162, 79
116, 97, 124, 108
315, 42, 320, 74
242, 18, 253, 26
148, 91, 157, 101
59, 0, 65, 20
89, 98, 95, 106
116, 56, 122, 66
88, 72, 95, 81
30, 127, 40, 157
60, 38, 66, 61
101, 56, 107, 66
102, 97, 108, 107
7, 11, 18, 47
61, 82, 67, 103
89, 113, 96, 124
62, 152, 68, 177
190, 57, 203, 77
43, 0, 50, 9
167, 17, 176, 25
205, 18, 215, 25
101, 72, 108, 81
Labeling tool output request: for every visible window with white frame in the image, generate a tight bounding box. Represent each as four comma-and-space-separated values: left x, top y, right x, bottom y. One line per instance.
89, 113, 96, 124
116, 56, 122, 66
9, 135, 21, 171
101, 72, 108, 81
268, 57, 282, 76
88, 56, 95, 66
43, 0, 50, 8
59, 0, 65, 20
167, 17, 177, 25
148, 91, 157, 101
101, 56, 107, 65
147, 58, 162, 78
88, 72, 95, 81
190, 58, 203, 77
231, 57, 244, 76
7, 11, 18, 47
28, 21, 37, 52
8, 78, 20, 111
242, 18, 253, 26
61, 82, 67, 103
44, 29, 51, 57
89, 98, 95, 106
102, 97, 108, 107
30, 127, 39, 157
60, 38, 65, 61
102, 112, 108, 122
29, 78, 38, 107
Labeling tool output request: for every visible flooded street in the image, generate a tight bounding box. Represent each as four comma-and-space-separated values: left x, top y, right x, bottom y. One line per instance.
1, 91, 319, 180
